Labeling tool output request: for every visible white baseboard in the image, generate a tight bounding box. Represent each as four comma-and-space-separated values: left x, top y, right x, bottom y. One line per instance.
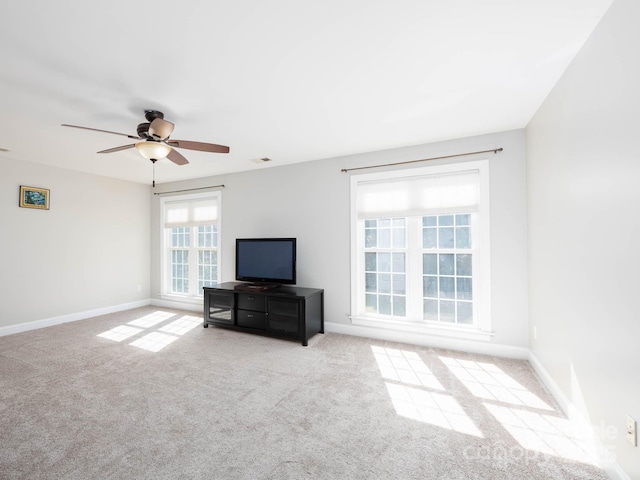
324, 321, 529, 359
528, 352, 630, 480
150, 298, 202, 312
0, 299, 151, 337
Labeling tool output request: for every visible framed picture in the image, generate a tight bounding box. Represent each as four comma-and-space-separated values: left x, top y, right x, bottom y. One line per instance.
19, 185, 50, 210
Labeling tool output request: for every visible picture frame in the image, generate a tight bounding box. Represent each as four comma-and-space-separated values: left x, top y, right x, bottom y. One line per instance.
19, 185, 50, 210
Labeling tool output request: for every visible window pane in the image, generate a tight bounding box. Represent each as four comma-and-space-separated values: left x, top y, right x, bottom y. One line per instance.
424, 299, 438, 320
456, 254, 472, 276
422, 216, 437, 227
439, 227, 454, 248
423, 228, 437, 248
457, 302, 473, 324
378, 228, 391, 248
393, 296, 406, 316
365, 273, 377, 292
392, 228, 405, 249
392, 253, 405, 273
378, 274, 391, 294
439, 277, 455, 299
378, 253, 391, 272
423, 254, 437, 275
392, 274, 405, 295
378, 219, 391, 228
365, 252, 377, 271
439, 254, 454, 275
365, 294, 377, 313
424, 276, 438, 297
457, 278, 473, 300
455, 227, 471, 248
365, 228, 377, 248
456, 214, 470, 225
378, 295, 391, 315
365, 219, 377, 228
440, 300, 455, 322
439, 215, 454, 226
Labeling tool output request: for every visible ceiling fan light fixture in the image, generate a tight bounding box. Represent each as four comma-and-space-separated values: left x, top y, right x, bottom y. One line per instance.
135, 141, 172, 160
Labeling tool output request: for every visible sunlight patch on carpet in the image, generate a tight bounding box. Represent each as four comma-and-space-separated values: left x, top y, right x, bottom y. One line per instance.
96, 311, 198, 352
371, 345, 444, 390
372, 345, 482, 437
386, 382, 484, 437
97, 325, 144, 342
128, 311, 175, 328
159, 315, 201, 336
439, 356, 552, 410
130, 332, 179, 352
484, 403, 598, 466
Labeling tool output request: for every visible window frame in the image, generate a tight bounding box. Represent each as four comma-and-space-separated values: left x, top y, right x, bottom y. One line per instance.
160, 191, 222, 303
350, 160, 492, 341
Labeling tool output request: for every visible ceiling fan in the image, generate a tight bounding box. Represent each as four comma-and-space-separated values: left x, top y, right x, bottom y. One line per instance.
62, 110, 230, 186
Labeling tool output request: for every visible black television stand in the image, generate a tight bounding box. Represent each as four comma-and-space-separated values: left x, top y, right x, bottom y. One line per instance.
203, 282, 324, 346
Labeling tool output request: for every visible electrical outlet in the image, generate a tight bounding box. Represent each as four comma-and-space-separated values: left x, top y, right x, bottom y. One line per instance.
626, 415, 637, 447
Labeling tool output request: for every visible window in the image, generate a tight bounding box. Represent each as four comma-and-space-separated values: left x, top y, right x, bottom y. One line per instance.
351, 161, 490, 338
161, 192, 221, 299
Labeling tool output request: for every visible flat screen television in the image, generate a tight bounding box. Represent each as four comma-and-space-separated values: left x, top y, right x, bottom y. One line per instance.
235, 238, 296, 285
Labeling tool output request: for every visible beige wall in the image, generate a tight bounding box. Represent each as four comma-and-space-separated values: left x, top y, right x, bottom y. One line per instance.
0, 157, 151, 329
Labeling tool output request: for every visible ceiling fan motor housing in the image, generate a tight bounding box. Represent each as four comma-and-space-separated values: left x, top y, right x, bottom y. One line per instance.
137, 122, 151, 139
144, 110, 164, 122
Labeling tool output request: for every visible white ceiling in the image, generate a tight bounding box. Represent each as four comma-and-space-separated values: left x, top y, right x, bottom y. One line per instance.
0, 0, 613, 185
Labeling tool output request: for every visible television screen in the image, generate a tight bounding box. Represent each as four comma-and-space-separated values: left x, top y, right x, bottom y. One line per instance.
235, 238, 296, 285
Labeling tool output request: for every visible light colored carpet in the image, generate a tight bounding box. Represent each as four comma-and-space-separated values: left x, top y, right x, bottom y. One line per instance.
0, 306, 608, 479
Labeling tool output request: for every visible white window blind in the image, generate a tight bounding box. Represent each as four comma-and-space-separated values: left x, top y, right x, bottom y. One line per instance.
356, 170, 479, 219
164, 197, 218, 228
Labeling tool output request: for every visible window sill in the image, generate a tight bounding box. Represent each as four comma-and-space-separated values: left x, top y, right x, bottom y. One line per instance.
349, 315, 493, 342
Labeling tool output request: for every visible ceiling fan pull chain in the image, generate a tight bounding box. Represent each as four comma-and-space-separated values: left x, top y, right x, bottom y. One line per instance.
152, 158, 157, 188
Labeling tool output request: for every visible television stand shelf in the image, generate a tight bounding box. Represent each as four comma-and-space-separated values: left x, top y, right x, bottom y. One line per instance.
203, 282, 324, 346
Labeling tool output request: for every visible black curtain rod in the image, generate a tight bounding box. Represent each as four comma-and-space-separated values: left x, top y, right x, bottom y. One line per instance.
153, 185, 225, 196
340, 148, 503, 173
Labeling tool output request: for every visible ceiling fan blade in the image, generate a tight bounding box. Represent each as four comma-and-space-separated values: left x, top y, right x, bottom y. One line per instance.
61, 124, 140, 140
167, 148, 189, 165
167, 139, 230, 154
149, 118, 174, 140
98, 144, 137, 154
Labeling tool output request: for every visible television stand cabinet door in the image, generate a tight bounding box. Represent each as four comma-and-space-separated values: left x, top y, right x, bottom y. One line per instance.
203, 289, 235, 327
